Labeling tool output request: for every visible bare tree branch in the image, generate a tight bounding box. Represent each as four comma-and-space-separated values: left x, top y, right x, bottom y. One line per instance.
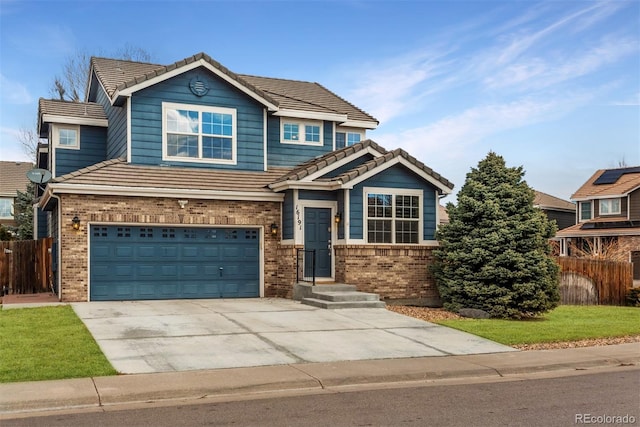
49, 45, 153, 102
17, 127, 42, 162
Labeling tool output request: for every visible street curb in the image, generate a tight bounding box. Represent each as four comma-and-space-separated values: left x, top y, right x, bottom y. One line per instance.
1, 343, 638, 416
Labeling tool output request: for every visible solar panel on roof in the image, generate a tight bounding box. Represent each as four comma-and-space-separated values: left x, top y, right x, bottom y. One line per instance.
593, 166, 640, 185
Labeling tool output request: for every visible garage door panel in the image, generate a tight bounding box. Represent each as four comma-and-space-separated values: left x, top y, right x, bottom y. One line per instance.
138, 246, 156, 258
90, 226, 260, 301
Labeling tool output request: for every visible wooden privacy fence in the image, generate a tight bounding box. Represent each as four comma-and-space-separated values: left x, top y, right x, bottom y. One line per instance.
555, 257, 632, 305
0, 238, 53, 295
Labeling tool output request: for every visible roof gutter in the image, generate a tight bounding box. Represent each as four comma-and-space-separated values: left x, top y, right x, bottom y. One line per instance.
42, 183, 285, 203
269, 180, 342, 192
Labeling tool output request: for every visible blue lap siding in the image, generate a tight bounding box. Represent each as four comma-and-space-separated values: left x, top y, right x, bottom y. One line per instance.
267, 119, 334, 167
129, 68, 265, 170
95, 86, 127, 159
350, 164, 438, 241
54, 126, 107, 176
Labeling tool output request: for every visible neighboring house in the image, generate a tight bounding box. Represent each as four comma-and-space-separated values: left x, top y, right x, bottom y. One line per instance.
534, 190, 576, 230
0, 161, 34, 229
556, 167, 640, 282
35, 52, 453, 303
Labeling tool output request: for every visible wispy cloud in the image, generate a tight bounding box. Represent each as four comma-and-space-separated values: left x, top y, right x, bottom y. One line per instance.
484, 34, 639, 91
375, 97, 566, 161
0, 74, 32, 104
347, 0, 637, 151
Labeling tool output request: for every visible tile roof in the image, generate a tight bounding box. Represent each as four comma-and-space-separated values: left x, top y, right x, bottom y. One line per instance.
52, 158, 291, 194
271, 139, 454, 191
534, 190, 575, 212
571, 167, 640, 200
555, 219, 640, 238
239, 74, 377, 124
91, 53, 377, 125
273, 140, 387, 183
334, 148, 454, 190
0, 161, 34, 197
38, 99, 107, 121
91, 57, 164, 98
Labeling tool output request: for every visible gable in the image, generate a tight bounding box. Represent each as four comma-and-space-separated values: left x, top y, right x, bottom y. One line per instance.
128, 66, 267, 170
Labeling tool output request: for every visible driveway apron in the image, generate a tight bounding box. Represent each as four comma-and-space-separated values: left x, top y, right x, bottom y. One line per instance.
72, 299, 515, 374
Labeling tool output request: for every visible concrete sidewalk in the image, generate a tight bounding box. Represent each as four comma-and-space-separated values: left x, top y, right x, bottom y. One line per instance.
1, 343, 638, 416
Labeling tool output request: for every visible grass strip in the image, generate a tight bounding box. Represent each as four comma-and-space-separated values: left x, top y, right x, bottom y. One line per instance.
0, 305, 117, 383
436, 305, 640, 346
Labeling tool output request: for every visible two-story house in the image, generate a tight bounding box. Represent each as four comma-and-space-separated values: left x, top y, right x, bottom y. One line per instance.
533, 190, 576, 231
35, 52, 453, 303
556, 167, 640, 282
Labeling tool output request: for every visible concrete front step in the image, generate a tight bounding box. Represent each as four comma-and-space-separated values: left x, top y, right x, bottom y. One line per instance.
301, 298, 386, 309
294, 282, 386, 309
311, 291, 381, 302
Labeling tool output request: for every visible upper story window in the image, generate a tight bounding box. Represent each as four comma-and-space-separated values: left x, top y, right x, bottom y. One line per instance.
281, 120, 323, 146
0, 198, 12, 219
52, 125, 79, 149
336, 130, 363, 149
365, 188, 421, 244
162, 102, 236, 164
579, 201, 592, 222
599, 198, 621, 215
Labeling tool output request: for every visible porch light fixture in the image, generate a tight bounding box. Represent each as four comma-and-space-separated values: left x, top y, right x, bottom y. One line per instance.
270, 223, 279, 236
334, 212, 342, 224
71, 216, 81, 230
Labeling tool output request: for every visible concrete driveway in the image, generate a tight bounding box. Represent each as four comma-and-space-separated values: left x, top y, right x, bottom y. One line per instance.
72, 299, 515, 374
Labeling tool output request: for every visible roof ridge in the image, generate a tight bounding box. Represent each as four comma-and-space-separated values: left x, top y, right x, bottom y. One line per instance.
271, 140, 388, 184
91, 55, 163, 67
333, 145, 454, 190
313, 82, 378, 124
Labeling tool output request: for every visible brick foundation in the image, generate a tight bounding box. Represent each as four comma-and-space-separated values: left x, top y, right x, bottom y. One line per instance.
334, 244, 441, 305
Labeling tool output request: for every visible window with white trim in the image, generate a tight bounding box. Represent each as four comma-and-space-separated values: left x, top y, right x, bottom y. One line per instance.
0, 198, 12, 219
366, 190, 421, 244
162, 103, 236, 163
336, 130, 363, 149
281, 120, 323, 145
53, 125, 79, 149
599, 198, 621, 215
579, 201, 592, 222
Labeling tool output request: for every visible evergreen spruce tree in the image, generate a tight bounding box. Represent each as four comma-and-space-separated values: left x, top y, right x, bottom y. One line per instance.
433, 152, 560, 319
14, 182, 35, 240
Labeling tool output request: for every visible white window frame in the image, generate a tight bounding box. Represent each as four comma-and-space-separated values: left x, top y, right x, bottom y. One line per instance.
335, 127, 364, 149
52, 124, 80, 150
599, 198, 621, 215
280, 119, 323, 146
363, 187, 423, 245
161, 102, 237, 165
578, 201, 592, 222
0, 198, 13, 219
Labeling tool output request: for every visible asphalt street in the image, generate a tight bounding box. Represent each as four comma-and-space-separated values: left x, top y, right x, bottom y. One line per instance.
3, 368, 638, 427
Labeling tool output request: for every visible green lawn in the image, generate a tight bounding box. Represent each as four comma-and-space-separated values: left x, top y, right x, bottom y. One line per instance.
436, 305, 640, 346
0, 305, 117, 383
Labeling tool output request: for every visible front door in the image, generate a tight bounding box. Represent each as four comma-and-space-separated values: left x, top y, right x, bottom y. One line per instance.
304, 207, 332, 278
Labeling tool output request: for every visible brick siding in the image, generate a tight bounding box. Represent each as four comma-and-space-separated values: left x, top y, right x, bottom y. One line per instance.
58, 194, 282, 301
334, 244, 440, 304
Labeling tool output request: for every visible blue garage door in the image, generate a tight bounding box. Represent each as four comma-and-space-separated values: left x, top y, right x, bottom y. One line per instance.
90, 226, 260, 301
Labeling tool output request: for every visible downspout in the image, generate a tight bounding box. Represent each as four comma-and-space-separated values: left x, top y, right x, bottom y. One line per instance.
49, 192, 62, 301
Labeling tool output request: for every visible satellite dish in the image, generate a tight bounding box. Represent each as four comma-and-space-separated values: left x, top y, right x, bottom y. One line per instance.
26, 168, 52, 184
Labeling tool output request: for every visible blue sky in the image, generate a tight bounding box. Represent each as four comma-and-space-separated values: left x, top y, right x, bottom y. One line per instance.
0, 0, 638, 201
